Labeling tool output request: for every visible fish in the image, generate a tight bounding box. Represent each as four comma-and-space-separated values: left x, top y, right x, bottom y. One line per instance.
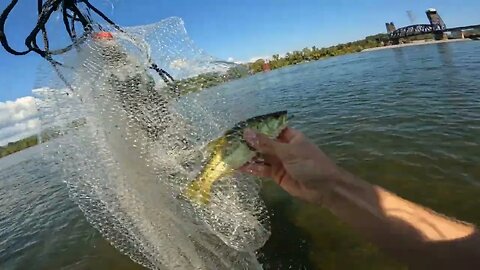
183, 110, 288, 205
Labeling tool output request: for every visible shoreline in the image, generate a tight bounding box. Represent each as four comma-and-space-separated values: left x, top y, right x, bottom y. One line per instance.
362, 38, 474, 52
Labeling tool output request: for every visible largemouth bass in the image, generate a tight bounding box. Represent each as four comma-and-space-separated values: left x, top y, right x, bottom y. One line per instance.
184, 111, 288, 205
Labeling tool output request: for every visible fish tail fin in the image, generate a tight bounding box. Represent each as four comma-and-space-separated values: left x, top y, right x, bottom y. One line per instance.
183, 177, 212, 205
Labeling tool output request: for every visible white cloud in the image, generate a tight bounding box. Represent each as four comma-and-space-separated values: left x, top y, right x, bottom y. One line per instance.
168, 58, 232, 79
226, 57, 243, 64
248, 56, 270, 63
0, 97, 40, 146
246, 51, 290, 63
0, 96, 38, 129
0, 119, 40, 146
169, 58, 189, 69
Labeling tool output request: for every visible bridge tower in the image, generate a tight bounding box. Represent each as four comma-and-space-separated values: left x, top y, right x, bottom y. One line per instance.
385, 22, 396, 33
385, 22, 400, 44
425, 8, 447, 40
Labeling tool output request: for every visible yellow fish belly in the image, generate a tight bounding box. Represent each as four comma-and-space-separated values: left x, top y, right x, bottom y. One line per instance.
184, 140, 254, 205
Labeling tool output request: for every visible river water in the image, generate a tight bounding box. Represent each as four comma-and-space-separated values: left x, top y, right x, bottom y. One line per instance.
1, 40, 480, 269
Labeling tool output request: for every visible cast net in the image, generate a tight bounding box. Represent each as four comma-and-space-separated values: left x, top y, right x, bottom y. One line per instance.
34, 17, 270, 269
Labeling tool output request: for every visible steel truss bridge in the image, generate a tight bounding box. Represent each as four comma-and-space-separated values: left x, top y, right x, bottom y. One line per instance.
389, 24, 480, 39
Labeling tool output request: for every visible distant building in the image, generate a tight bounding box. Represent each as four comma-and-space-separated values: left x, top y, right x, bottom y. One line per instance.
262, 59, 271, 72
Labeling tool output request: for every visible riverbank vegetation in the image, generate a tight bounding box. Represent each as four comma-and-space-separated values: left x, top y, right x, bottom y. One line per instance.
171, 33, 390, 93
0, 136, 39, 158
0, 118, 85, 159
167, 64, 250, 96
464, 28, 480, 38
249, 33, 389, 73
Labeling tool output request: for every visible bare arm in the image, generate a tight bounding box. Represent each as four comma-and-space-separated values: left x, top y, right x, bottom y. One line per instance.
324, 168, 480, 269
242, 127, 480, 269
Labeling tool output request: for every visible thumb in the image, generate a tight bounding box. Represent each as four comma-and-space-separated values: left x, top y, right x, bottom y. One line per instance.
244, 128, 287, 157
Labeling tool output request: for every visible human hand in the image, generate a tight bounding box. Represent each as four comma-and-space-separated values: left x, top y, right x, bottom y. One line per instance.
241, 127, 343, 204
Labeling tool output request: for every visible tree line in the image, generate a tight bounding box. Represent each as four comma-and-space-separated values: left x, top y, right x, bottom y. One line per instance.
249, 33, 389, 73
0, 118, 86, 159
168, 64, 250, 95
168, 33, 391, 94
0, 136, 39, 158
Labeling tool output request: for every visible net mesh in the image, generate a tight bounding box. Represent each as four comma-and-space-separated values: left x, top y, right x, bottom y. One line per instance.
34, 17, 270, 269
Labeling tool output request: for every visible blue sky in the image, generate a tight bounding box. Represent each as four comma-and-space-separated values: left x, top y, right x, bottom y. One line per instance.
1, 0, 480, 102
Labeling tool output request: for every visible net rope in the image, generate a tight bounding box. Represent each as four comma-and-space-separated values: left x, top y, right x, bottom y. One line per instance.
0, 0, 175, 90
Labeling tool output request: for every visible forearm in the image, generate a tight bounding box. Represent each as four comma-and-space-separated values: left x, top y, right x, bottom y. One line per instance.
321, 168, 480, 269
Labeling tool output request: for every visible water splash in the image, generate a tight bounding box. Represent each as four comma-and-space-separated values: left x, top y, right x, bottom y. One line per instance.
34, 17, 270, 269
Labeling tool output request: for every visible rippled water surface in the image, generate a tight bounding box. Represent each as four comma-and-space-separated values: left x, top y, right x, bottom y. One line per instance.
2, 41, 480, 269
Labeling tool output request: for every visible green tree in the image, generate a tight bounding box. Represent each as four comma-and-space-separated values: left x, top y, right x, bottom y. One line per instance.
247, 33, 389, 74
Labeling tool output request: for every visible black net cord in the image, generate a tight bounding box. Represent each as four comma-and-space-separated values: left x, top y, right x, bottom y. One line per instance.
1, 0, 176, 91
